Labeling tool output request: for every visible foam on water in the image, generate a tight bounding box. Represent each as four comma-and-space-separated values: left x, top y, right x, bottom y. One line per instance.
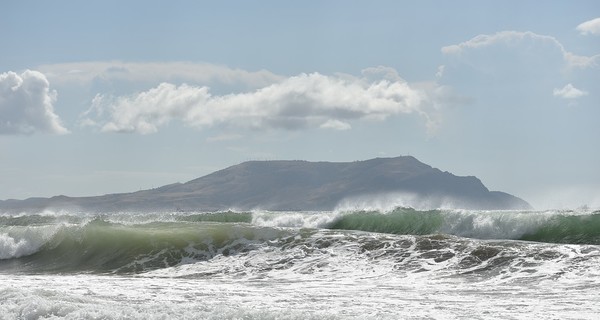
0, 224, 64, 259
0, 233, 36, 259
251, 210, 340, 229
2, 260, 599, 320
2, 208, 600, 318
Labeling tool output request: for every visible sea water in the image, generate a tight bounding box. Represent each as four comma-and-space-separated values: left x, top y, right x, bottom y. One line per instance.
1, 208, 599, 319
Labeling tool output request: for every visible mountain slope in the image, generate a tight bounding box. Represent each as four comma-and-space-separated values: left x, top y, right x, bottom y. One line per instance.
0, 156, 531, 212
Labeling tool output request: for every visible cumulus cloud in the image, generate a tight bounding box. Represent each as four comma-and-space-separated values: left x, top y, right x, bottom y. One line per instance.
0, 70, 68, 135
442, 31, 600, 68
577, 17, 600, 36
82, 70, 433, 134
553, 83, 588, 99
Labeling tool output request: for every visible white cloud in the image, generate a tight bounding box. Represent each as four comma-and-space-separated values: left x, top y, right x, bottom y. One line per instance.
320, 119, 351, 130
553, 83, 588, 99
0, 70, 68, 135
361, 66, 404, 82
577, 17, 600, 36
435, 65, 445, 80
83, 70, 432, 134
442, 31, 600, 69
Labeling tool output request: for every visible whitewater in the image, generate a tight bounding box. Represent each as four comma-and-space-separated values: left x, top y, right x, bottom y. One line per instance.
1, 208, 600, 319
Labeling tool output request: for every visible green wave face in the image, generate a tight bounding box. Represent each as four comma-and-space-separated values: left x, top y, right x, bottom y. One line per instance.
175, 211, 253, 223
2, 209, 600, 276
327, 208, 445, 235
1, 218, 286, 274
519, 213, 600, 244
325, 208, 600, 245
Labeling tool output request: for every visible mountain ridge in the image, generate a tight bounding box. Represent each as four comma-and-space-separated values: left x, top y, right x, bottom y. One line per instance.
0, 156, 531, 212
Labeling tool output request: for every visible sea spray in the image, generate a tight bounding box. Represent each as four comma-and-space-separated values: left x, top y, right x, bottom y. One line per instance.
251, 210, 340, 229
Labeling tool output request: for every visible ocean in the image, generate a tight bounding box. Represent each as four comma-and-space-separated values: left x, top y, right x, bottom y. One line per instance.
1, 207, 599, 319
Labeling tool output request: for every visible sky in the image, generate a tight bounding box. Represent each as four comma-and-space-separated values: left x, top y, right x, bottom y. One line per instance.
1, 1, 599, 209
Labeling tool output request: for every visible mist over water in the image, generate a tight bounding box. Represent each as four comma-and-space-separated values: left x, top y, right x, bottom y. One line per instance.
335, 192, 485, 211
523, 186, 600, 211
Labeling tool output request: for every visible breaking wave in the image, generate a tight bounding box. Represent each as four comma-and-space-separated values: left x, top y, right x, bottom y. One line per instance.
326, 208, 600, 244
0, 218, 283, 273
0, 208, 599, 277
251, 207, 600, 245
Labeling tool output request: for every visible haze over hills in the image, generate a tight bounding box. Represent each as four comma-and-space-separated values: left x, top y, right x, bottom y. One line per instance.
0, 156, 531, 212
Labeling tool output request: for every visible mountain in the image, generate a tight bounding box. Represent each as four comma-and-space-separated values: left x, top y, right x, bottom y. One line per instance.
0, 156, 531, 212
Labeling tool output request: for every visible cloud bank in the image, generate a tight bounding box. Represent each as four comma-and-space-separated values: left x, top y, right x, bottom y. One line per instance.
442, 31, 600, 68
38, 61, 283, 91
0, 70, 68, 135
577, 17, 600, 36
83, 70, 432, 134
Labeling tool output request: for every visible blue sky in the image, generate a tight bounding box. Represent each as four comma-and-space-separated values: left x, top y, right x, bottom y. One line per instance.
1, 1, 599, 209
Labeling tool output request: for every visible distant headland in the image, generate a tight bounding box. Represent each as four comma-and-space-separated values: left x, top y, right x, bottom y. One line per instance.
0, 156, 531, 213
